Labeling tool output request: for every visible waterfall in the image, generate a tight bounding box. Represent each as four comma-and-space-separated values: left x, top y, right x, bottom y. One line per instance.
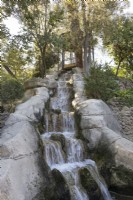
62, 111, 75, 132
65, 137, 85, 163
61, 168, 89, 200
43, 139, 65, 167
42, 72, 113, 200
52, 114, 58, 132
87, 160, 113, 200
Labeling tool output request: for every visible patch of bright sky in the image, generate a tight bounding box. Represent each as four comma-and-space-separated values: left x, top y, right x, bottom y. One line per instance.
3, 17, 21, 35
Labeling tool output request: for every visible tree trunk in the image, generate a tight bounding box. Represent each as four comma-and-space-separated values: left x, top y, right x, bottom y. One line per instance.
2, 65, 17, 79
115, 61, 121, 77
39, 53, 46, 78
84, 33, 89, 76
92, 46, 95, 62
70, 52, 73, 64
75, 48, 83, 68
88, 40, 91, 67
39, 45, 47, 78
61, 49, 65, 69
41, 55, 46, 77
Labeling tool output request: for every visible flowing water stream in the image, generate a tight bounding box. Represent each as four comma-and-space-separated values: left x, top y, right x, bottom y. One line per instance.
41, 73, 113, 200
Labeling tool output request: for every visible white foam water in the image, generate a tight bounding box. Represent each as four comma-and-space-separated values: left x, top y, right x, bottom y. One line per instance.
43, 139, 65, 166
65, 138, 85, 163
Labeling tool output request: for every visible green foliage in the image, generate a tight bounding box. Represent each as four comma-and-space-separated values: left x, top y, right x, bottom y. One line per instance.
84, 63, 119, 101
0, 0, 130, 78
45, 50, 59, 69
115, 89, 133, 107
33, 49, 59, 77
1, 0, 64, 77
103, 16, 133, 76
0, 79, 24, 104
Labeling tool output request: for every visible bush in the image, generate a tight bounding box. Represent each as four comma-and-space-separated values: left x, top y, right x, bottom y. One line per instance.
115, 89, 133, 107
0, 79, 24, 104
84, 63, 119, 101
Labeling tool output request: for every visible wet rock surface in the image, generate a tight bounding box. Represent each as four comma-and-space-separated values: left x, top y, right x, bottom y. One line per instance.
80, 168, 103, 200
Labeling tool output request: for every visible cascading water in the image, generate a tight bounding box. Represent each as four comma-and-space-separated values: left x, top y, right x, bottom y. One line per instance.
41, 72, 113, 200
43, 139, 65, 166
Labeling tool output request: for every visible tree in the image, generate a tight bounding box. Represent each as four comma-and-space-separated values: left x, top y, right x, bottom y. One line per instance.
18, 0, 63, 77
0, 35, 33, 81
1, 0, 130, 77
103, 16, 133, 77
61, 0, 128, 75
1, 0, 64, 77
0, 79, 24, 108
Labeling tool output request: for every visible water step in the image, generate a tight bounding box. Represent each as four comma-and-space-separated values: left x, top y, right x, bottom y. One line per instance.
51, 159, 95, 171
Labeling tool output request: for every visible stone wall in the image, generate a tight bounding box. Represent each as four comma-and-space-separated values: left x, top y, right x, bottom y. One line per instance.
109, 99, 133, 142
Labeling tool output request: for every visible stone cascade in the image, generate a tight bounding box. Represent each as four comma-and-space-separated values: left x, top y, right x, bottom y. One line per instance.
41, 72, 112, 200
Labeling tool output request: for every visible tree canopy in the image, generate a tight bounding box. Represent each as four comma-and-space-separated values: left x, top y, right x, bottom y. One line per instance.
0, 0, 132, 79
103, 15, 133, 77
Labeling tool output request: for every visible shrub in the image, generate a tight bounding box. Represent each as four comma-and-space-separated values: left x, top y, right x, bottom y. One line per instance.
0, 79, 24, 104
84, 63, 119, 101
115, 89, 133, 107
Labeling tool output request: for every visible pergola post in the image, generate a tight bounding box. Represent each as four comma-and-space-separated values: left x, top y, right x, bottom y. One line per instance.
70, 52, 73, 64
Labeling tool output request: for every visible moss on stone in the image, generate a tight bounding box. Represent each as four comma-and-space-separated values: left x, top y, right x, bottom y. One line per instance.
111, 165, 133, 194
51, 108, 61, 114
51, 169, 71, 200
79, 167, 103, 200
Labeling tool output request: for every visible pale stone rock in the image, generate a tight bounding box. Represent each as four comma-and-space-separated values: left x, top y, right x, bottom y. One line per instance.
77, 99, 121, 134
5, 113, 32, 126
23, 89, 36, 102
47, 79, 58, 89
80, 115, 106, 129
46, 74, 58, 88
0, 86, 49, 200
0, 119, 47, 200
15, 87, 49, 121
112, 137, 133, 170
24, 77, 57, 91
82, 128, 102, 150
24, 78, 48, 90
